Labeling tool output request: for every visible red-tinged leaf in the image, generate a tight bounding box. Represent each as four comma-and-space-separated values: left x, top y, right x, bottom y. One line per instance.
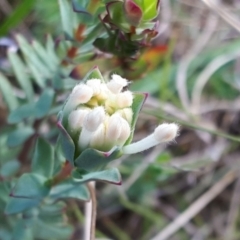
74, 24, 85, 42
124, 0, 142, 26
69, 65, 82, 79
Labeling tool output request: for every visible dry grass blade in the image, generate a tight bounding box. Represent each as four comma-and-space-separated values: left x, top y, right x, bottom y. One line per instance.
201, 0, 240, 32
224, 175, 240, 239
151, 171, 237, 240
176, 13, 218, 110
191, 49, 240, 113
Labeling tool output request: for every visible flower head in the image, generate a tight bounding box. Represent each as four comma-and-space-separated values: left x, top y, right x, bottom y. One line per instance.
58, 67, 179, 172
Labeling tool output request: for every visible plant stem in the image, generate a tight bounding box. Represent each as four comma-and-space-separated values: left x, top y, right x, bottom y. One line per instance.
50, 161, 72, 186
84, 181, 96, 240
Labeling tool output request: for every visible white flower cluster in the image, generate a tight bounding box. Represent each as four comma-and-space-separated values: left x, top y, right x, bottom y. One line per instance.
66, 74, 179, 154
66, 74, 133, 152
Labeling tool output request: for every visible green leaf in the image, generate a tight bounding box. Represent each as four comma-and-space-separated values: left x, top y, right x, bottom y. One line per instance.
16, 35, 52, 78
8, 89, 54, 123
39, 201, 66, 216
0, 0, 35, 37
0, 229, 11, 240
50, 178, 89, 201
142, 0, 158, 21
0, 160, 20, 178
10, 173, 50, 198
0, 182, 11, 211
32, 138, 54, 178
12, 220, 33, 240
73, 167, 122, 185
55, 136, 66, 167
5, 174, 49, 214
75, 147, 122, 172
57, 111, 75, 165
32, 40, 57, 73
5, 197, 41, 215
8, 51, 34, 101
59, 0, 76, 38
72, 0, 89, 14
82, 24, 102, 45
0, 72, 18, 111
107, 1, 130, 32
35, 89, 54, 118
52, 73, 65, 90
8, 102, 35, 124
27, 60, 46, 88
84, 66, 105, 82
38, 202, 69, 227
46, 35, 59, 66
125, 92, 147, 145
7, 127, 34, 147
32, 219, 73, 240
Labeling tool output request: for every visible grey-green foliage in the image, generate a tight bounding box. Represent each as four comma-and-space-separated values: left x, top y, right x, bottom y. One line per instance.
0, 0, 99, 239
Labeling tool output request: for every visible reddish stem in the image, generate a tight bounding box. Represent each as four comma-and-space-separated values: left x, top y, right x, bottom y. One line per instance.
51, 161, 73, 186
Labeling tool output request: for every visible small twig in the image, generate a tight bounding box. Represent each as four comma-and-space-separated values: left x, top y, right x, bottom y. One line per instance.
225, 175, 240, 239
51, 161, 72, 186
85, 182, 96, 240
151, 170, 237, 240
158, 202, 197, 236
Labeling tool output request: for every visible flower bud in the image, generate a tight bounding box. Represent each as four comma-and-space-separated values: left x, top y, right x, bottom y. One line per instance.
116, 91, 133, 108
86, 79, 101, 95
68, 108, 90, 132
95, 83, 111, 102
72, 84, 93, 103
89, 123, 106, 150
116, 108, 133, 124
107, 74, 128, 94
58, 67, 179, 173
83, 106, 105, 132
122, 123, 179, 155
65, 84, 93, 112
124, 0, 142, 26
117, 117, 131, 145
154, 123, 179, 143
78, 107, 106, 151
106, 114, 122, 142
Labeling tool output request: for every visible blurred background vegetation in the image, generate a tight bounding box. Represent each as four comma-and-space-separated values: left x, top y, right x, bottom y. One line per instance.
1, 0, 240, 240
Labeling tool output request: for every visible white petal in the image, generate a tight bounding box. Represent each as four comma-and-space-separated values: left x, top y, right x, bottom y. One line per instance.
83, 107, 105, 132
107, 74, 128, 93
154, 123, 179, 142
116, 91, 133, 108
68, 108, 90, 131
